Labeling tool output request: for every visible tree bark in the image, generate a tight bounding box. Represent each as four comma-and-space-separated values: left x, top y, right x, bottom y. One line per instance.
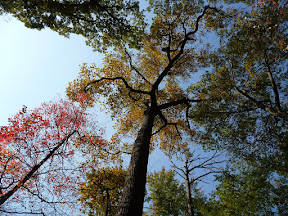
184, 174, 194, 216
117, 108, 155, 216
105, 189, 111, 216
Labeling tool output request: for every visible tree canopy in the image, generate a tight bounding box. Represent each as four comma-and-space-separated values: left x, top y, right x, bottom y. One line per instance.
0, 0, 145, 51
1, 0, 288, 215
145, 168, 189, 216
203, 161, 288, 216
67, 0, 225, 213
190, 0, 288, 173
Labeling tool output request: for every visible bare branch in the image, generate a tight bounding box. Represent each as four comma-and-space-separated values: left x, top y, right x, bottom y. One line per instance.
172, 149, 225, 183
187, 151, 225, 172
22, 185, 67, 204
124, 48, 152, 85
158, 98, 202, 110
0, 209, 45, 215
192, 171, 223, 183
170, 160, 186, 179
264, 49, 281, 111
84, 76, 150, 95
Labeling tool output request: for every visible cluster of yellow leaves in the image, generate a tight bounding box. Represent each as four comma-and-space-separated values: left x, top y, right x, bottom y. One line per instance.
79, 166, 126, 215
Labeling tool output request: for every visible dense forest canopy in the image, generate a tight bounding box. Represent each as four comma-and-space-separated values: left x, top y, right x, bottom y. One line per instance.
0, 0, 287, 215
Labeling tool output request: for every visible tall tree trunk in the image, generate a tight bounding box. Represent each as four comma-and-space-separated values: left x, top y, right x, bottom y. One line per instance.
117, 109, 155, 216
185, 176, 194, 216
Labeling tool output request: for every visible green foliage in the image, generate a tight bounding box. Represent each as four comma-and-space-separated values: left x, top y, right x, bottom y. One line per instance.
190, 0, 288, 172
0, 0, 145, 51
79, 166, 126, 216
145, 167, 208, 216
145, 168, 188, 216
273, 175, 288, 215
202, 161, 288, 216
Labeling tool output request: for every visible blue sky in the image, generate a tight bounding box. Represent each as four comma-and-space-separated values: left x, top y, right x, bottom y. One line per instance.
0, 15, 104, 125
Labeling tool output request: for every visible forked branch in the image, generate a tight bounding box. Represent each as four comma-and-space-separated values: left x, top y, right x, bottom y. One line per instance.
152, 6, 221, 92
152, 110, 181, 136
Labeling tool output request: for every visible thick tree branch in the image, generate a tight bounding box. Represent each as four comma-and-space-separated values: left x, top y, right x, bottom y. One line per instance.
234, 84, 288, 121
188, 6, 222, 37
161, 33, 175, 61
152, 109, 181, 136
151, 111, 168, 136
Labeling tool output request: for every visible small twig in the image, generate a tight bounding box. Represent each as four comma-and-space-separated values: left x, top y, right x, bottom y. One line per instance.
124, 48, 152, 85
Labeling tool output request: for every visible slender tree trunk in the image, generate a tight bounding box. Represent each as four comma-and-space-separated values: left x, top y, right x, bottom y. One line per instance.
0, 131, 75, 206
185, 176, 194, 216
117, 108, 155, 216
105, 189, 111, 216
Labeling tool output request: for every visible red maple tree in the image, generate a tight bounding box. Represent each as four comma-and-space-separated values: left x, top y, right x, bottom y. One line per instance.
0, 99, 105, 215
